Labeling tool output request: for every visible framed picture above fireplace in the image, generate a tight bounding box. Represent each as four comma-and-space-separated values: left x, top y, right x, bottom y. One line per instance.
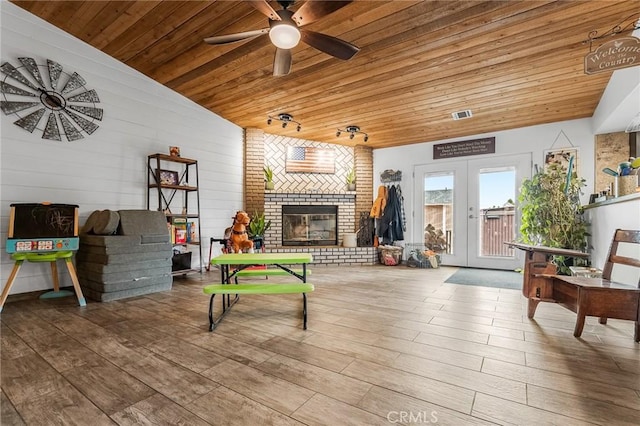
286, 146, 335, 174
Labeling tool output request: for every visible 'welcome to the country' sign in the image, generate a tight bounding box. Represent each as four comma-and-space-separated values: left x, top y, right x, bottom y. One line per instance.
585, 36, 640, 75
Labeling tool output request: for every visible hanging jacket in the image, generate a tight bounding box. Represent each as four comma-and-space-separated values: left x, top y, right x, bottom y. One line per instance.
370, 185, 387, 218
379, 185, 404, 243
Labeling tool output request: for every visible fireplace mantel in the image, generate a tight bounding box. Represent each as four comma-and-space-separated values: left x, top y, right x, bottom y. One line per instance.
266, 190, 356, 196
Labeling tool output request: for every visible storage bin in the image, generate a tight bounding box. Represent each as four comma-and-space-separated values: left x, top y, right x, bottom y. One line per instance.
378, 245, 403, 266
172, 252, 192, 272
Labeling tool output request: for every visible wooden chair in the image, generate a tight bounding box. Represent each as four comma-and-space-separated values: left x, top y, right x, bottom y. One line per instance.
552, 229, 640, 341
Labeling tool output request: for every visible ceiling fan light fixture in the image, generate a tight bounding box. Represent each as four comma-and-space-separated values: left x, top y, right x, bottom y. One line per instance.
269, 23, 300, 49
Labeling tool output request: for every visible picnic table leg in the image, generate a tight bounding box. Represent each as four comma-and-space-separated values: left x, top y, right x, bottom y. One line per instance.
303, 293, 308, 330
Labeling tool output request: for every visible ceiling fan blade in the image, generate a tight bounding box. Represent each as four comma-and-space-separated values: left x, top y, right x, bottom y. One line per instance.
273, 48, 292, 76
248, 0, 281, 21
301, 30, 359, 60
203, 28, 269, 45
292, 1, 352, 26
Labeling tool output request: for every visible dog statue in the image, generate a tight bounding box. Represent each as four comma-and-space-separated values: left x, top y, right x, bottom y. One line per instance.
227, 211, 254, 253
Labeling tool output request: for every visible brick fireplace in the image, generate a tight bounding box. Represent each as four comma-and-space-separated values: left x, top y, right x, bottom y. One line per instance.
244, 128, 377, 265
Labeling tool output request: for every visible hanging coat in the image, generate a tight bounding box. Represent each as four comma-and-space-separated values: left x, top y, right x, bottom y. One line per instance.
379, 185, 404, 243
370, 185, 387, 218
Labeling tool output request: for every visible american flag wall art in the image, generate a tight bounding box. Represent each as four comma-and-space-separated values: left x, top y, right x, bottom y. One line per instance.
286, 146, 335, 174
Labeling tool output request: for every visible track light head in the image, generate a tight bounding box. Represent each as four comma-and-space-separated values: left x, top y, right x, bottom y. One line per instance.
336, 124, 369, 143
267, 112, 301, 132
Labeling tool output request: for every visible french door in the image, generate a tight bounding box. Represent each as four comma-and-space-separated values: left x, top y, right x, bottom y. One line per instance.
413, 153, 531, 270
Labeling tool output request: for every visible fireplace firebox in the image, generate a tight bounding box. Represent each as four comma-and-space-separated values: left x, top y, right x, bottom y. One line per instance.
282, 205, 338, 246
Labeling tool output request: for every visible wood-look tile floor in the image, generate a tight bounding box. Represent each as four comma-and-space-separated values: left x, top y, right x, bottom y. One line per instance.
1, 265, 639, 425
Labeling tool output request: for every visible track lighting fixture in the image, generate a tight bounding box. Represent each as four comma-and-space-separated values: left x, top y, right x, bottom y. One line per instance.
267, 113, 301, 132
336, 125, 368, 142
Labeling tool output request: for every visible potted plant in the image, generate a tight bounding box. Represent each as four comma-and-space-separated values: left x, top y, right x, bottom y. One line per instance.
264, 164, 274, 190
346, 167, 356, 191
248, 210, 271, 250
518, 163, 589, 274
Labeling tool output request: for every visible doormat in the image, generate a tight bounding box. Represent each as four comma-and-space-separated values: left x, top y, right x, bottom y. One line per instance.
444, 268, 522, 290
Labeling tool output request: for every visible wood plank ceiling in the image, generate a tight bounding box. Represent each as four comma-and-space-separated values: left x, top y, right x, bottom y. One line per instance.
11, 1, 640, 149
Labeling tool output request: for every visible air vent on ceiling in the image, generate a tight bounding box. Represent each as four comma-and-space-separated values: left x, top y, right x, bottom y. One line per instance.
451, 110, 473, 120
625, 112, 640, 133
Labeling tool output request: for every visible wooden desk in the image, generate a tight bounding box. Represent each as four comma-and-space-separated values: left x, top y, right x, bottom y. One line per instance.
207, 252, 313, 329
506, 242, 589, 318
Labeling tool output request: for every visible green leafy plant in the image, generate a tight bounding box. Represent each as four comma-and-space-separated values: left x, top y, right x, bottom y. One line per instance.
263, 164, 273, 183
248, 210, 271, 240
346, 167, 356, 185
518, 163, 589, 274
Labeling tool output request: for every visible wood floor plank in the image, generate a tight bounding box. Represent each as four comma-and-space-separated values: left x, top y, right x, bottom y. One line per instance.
482, 358, 640, 410
187, 332, 277, 366
358, 386, 494, 426
63, 361, 156, 415
257, 336, 355, 373
472, 392, 595, 425
372, 334, 485, 371
302, 332, 401, 364
525, 351, 640, 391
424, 316, 525, 340
527, 384, 640, 425
292, 393, 389, 426
119, 350, 219, 406
187, 385, 306, 425
14, 379, 114, 426
144, 336, 227, 373
1, 390, 25, 426
1, 353, 67, 405
341, 359, 475, 414
201, 359, 315, 415
255, 354, 372, 405
111, 393, 210, 425
0, 324, 35, 360
391, 353, 527, 403
414, 332, 526, 364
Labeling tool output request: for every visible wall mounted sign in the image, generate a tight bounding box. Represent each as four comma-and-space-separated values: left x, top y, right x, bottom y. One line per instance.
0, 57, 103, 141
286, 146, 335, 173
433, 137, 495, 159
544, 148, 579, 174
585, 36, 640, 74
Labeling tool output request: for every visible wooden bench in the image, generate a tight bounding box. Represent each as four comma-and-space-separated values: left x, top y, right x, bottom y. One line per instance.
551, 229, 640, 341
203, 283, 314, 331
514, 229, 640, 342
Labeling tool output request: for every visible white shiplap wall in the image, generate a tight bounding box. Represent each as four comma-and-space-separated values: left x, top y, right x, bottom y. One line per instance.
0, 3, 244, 295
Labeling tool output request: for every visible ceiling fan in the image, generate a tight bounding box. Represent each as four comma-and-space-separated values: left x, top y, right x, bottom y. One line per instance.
203, 0, 359, 76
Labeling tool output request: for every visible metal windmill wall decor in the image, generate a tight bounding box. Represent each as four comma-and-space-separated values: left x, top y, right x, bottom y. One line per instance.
0, 57, 103, 141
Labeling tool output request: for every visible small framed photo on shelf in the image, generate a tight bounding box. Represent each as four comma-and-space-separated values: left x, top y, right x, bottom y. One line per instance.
157, 169, 179, 186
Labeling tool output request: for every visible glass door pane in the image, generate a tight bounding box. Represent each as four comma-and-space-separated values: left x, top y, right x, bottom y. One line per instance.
423, 173, 453, 254
477, 168, 516, 258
